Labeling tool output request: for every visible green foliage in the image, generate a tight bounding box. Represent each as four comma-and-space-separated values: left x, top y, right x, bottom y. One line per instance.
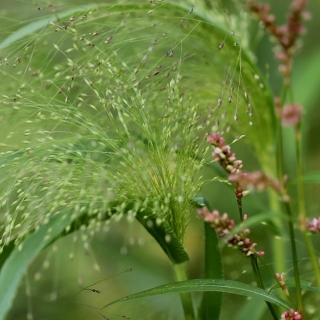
0, 1, 280, 318
0, 209, 74, 319
198, 222, 223, 320
102, 278, 292, 310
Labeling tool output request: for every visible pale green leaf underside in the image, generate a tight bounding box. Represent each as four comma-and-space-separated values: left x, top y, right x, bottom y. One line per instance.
102, 279, 291, 310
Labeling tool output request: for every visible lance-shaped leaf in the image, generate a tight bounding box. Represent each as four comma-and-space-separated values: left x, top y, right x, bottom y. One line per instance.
102, 279, 292, 310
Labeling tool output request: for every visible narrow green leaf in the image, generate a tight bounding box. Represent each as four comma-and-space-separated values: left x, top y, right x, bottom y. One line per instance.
0, 210, 74, 320
102, 279, 292, 310
198, 223, 223, 320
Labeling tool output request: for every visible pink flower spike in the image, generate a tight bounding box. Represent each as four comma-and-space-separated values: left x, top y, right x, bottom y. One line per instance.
306, 217, 320, 233
281, 104, 304, 126
206, 132, 225, 147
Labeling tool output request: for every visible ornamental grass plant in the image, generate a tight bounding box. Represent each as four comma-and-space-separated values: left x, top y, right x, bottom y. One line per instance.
0, 1, 320, 319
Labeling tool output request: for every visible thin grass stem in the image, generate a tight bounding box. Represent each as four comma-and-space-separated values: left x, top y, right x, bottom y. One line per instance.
173, 262, 195, 320
284, 202, 304, 315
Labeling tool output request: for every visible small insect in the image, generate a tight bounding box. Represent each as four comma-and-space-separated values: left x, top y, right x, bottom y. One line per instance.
86, 288, 100, 293
189, 5, 194, 14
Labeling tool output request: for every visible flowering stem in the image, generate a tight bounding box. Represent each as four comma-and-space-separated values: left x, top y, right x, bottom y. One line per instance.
173, 262, 195, 320
237, 197, 278, 319
294, 124, 320, 286
284, 202, 304, 314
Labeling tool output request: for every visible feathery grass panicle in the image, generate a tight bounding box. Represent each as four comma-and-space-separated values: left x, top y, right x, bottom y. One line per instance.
0, 1, 275, 250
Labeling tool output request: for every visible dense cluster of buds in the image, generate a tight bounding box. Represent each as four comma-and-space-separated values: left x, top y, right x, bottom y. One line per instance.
229, 171, 289, 202
198, 207, 235, 237
280, 104, 304, 126
281, 309, 302, 320
275, 100, 304, 126
246, 0, 310, 82
198, 207, 264, 257
206, 132, 245, 200
207, 132, 288, 201
206, 132, 243, 175
247, 0, 308, 49
306, 217, 320, 234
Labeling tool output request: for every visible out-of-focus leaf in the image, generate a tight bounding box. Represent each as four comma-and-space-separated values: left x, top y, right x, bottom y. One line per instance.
293, 48, 320, 111
0, 209, 74, 320
296, 172, 320, 184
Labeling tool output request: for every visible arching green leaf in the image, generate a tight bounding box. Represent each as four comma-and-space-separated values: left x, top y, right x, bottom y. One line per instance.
102, 279, 292, 310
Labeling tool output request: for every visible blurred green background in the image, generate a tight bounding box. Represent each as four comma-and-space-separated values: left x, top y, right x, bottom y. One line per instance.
1, 0, 320, 319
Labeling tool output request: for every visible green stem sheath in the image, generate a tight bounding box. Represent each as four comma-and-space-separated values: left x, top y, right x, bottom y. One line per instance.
173, 262, 195, 320
284, 202, 304, 314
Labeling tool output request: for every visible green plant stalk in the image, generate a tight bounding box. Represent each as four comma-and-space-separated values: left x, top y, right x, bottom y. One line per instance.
257, 255, 296, 307
237, 198, 278, 319
284, 202, 304, 314
268, 189, 286, 275
250, 256, 278, 320
173, 262, 195, 320
294, 125, 320, 287
269, 84, 287, 287
277, 84, 289, 182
